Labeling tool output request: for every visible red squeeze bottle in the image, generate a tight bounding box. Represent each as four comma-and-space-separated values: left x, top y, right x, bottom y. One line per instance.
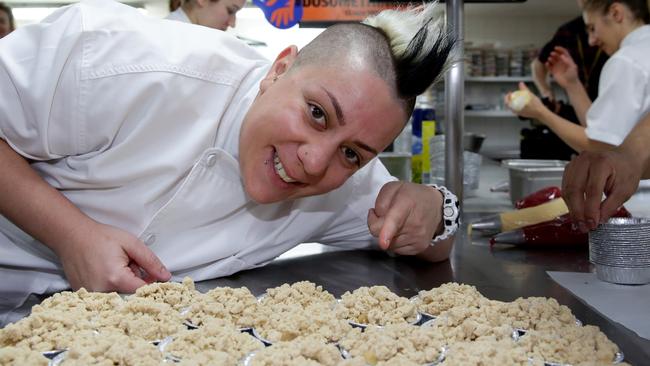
491, 206, 631, 246
515, 186, 562, 209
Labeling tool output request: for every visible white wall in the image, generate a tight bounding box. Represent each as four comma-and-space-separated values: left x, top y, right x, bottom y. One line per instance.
235, 11, 575, 60
232, 8, 324, 60
466, 14, 574, 49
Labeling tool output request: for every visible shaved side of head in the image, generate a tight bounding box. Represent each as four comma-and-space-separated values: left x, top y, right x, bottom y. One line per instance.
289, 2, 455, 118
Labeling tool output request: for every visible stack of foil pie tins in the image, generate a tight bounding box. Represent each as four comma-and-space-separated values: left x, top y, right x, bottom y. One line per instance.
589, 217, 650, 285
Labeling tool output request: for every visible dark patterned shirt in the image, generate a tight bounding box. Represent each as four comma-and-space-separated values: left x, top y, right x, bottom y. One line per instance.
538, 16, 608, 100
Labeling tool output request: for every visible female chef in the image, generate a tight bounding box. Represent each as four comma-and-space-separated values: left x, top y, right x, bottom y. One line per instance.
166, 0, 245, 31
0, 0, 456, 325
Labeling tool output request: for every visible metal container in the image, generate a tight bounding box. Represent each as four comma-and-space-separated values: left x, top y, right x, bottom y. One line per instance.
501, 159, 568, 205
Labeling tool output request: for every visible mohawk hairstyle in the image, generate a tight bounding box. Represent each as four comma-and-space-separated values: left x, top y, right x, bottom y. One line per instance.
363, 2, 456, 102
290, 2, 454, 116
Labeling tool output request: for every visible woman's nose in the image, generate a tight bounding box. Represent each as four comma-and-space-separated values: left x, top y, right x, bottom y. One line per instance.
588, 33, 597, 47
299, 142, 337, 178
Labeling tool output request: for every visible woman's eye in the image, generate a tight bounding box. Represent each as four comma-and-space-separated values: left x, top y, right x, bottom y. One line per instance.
341, 147, 360, 166
309, 104, 327, 126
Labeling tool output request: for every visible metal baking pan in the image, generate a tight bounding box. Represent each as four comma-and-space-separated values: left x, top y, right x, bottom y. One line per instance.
501, 159, 568, 205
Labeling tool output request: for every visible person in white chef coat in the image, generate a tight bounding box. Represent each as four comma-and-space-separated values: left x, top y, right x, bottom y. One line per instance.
166, 0, 245, 31
508, 0, 650, 153
0, 0, 457, 325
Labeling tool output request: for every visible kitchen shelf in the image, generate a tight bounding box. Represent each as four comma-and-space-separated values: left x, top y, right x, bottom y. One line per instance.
464, 110, 518, 118
466, 76, 533, 83
378, 152, 412, 158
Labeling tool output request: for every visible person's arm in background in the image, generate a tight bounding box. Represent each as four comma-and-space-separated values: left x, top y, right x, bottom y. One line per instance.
506, 82, 613, 152
546, 46, 592, 126
563, 112, 650, 231
531, 58, 554, 100
0, 139, 171, 292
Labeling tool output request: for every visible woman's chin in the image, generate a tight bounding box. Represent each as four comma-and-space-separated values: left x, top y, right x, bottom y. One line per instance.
243, 182, 280, 204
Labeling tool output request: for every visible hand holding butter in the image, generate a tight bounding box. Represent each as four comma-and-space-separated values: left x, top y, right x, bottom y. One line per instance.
507, 90, 533, 111
505, 82, 544, 120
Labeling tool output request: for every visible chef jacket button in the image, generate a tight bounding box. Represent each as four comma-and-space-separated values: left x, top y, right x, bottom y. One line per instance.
143, 233, 156, 246
205, 153, 218, 167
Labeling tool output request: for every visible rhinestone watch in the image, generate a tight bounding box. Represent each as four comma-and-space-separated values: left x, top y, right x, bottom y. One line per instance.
428, 184, 460, 244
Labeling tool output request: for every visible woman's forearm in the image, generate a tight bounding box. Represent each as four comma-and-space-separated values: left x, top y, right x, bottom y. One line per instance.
0, 138, 96, 256
532, 59, 553, 99
563, 82, 592, 127
539, 109, 614, 153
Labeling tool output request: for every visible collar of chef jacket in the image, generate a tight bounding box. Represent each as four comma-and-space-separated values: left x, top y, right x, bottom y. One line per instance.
620, 24, 650, 49
165, 7, 192, 24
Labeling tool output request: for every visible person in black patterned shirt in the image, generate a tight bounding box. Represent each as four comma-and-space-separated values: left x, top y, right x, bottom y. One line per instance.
525, 0, 608, 160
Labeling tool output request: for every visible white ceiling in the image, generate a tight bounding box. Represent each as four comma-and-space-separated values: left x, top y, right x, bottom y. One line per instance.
6, 0, 581, 18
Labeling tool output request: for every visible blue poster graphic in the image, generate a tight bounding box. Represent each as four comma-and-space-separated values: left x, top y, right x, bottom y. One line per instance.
253, 0, 303, 29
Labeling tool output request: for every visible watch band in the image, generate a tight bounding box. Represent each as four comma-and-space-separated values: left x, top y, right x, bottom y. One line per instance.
427, 184, 460, 244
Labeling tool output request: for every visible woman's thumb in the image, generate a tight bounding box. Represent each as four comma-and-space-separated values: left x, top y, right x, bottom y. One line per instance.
125, 241, 172, 281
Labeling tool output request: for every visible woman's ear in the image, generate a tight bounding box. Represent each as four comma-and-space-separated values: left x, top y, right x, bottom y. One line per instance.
260, 45, 298, 93
609, 2, 625, 23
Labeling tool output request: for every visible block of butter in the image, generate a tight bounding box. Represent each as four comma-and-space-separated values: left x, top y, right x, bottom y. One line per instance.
501, 198, 569, 232
508, 90, 533, 112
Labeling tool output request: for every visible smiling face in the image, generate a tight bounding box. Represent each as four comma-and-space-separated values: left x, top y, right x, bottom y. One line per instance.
194, 0, 245, 30
0, 9, 12, 39
239, 49, 407, 204
583, 7, 621, 55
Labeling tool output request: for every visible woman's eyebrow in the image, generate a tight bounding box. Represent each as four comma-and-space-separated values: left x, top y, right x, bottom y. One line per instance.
354, 141, 378, 156
321, 86, 345, 126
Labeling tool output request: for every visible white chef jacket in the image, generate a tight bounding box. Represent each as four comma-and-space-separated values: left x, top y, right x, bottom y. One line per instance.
586, 25, 650, 146
0, 0, 393, 324
165, 7, 192, 24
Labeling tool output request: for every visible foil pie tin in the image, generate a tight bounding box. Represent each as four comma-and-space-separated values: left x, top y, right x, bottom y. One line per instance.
594, 263, 650, 285
589, 217, 650, 284
336, 298, 422, 329
250, 327, 274, 346
338, 344, 445, 366
242, 349, 346, 366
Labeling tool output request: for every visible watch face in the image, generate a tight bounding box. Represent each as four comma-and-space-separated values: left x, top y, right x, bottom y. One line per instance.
443, 206, 455, 218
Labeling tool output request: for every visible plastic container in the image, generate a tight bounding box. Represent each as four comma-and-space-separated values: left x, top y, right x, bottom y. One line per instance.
429, 135, 482, 195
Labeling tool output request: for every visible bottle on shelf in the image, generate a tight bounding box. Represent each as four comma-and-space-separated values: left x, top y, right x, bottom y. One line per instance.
411, 92, 436, 184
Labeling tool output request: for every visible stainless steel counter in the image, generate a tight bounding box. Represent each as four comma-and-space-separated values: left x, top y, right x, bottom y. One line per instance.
3, 159, 649, 364
196, 224, 649, 365
195, 159, 650, 364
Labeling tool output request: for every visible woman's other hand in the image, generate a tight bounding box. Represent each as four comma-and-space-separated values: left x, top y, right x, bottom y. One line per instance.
57, 222, 171, 293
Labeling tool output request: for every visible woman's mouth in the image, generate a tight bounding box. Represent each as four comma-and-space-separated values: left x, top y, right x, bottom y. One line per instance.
274, 151, 297, 183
